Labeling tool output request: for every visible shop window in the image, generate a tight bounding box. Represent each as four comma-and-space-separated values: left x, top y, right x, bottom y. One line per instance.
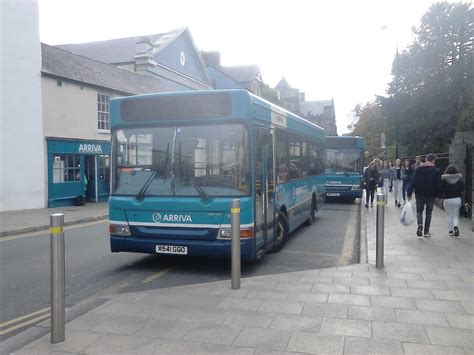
52, 155, 81, 183
97, 93, 110, 131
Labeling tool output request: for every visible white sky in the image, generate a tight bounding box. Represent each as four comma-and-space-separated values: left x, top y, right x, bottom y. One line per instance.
38, 0, 442, 133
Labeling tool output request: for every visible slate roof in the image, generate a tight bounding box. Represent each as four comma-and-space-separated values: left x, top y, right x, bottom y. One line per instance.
219, 65, 261, 84
275, 77, 292, 91
300, 100, 334, 116
41, 43, 168, 94
55, 31, 180, 64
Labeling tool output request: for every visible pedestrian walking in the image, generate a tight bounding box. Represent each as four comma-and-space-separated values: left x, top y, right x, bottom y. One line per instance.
392, 158, 405, 208
402, 159, 413, 203
379, 161, 393, 205
440, 165, 464, 237
407, 153, 442, 238
412, 155, 422, 171
364, 161, 379, 209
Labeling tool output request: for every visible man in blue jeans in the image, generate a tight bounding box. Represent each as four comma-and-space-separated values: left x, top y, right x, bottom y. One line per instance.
407, 153, 442, 238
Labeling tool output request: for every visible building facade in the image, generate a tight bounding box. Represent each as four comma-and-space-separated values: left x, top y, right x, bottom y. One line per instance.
1, 0, 45, 211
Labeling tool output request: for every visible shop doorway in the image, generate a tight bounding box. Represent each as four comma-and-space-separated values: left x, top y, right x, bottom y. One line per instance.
85, 156, 96, 202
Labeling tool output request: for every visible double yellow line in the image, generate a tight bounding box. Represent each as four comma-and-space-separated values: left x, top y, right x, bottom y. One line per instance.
0, 307, 50, 336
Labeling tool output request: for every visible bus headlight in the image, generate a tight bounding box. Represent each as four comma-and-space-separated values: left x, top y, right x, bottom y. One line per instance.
218, 227, 254, 239
109, 224, 131, 236
351, 185, 360, 190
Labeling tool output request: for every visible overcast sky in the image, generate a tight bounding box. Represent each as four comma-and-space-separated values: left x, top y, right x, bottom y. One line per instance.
38, 0, 444, 133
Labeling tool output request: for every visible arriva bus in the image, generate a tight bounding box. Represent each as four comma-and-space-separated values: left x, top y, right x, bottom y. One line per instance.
325, 136, 365, 200
108, 90, 326, 260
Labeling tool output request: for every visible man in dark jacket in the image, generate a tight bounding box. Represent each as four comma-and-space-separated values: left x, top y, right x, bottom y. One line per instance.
407, 153, 442, 238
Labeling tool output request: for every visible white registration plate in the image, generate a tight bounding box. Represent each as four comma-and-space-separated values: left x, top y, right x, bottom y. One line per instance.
327, 192, 341, 197
155, 245, 188, 255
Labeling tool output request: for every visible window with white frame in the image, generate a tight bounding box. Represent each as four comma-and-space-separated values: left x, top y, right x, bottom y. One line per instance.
97, 93, 110, 131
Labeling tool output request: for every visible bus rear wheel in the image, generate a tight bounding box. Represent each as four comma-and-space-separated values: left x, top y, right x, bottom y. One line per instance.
272, 213, 288, 252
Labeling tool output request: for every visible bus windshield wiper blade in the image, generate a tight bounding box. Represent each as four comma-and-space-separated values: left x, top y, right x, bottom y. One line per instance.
136, 169, 158, 201
181, 160, 210, 201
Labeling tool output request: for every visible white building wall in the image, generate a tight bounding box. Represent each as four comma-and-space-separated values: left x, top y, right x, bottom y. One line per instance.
42, 77, 112, 142
0, 0, 45, 211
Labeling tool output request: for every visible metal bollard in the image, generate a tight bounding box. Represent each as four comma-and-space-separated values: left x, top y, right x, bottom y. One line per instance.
376, 193, 385, 269
231, 199, 241, 289
50, 213, 65, 343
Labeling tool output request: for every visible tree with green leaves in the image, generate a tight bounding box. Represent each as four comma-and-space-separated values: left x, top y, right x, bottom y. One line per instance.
354, 2, 473, 156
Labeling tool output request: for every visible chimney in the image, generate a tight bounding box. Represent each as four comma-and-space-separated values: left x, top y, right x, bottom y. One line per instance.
135, 37, 154, 74
202, 51, 221, 68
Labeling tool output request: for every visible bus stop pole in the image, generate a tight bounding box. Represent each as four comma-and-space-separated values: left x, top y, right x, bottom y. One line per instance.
50, 213, 65, 344
376, 193, 385, 269
231, 199, 241, 289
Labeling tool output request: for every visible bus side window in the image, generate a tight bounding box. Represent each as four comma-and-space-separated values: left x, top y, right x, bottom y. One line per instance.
277, 159, 288, 183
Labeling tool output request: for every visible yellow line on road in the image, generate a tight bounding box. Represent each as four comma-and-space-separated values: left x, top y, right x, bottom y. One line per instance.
0, 220, 107, 242
141, 268, 171, 284
0, 307, 50, 328
0, 312, 50, 335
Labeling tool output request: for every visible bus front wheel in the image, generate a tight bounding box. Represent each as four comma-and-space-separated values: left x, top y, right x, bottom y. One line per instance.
305, 197, 316, 226
273, 213, 288, 252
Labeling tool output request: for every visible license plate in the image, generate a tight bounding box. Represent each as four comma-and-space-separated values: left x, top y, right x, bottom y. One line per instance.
327, 192, 341, 197
155, 245, 188, 255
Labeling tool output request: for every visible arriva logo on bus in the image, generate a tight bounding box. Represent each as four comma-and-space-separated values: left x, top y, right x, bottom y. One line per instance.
153, 212, 193, 223
78, 144, 103, 153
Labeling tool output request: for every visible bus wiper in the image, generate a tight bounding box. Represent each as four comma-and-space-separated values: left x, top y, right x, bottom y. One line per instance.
136, 168, 158, 201
181, 160, 210, 201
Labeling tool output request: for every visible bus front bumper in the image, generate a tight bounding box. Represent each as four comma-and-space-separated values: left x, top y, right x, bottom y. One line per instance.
110, 235, 256, 260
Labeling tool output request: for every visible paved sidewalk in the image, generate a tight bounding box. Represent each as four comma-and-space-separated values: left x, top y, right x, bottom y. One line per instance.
9, 201, 474, 354
0, 202, 108, 237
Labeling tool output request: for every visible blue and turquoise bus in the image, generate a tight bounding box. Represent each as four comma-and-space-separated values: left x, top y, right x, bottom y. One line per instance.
108, 89, 326, 260
325, 136, 365, 200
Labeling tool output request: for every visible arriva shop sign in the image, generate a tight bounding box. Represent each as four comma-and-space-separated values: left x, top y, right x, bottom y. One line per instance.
79, 144, 103, 153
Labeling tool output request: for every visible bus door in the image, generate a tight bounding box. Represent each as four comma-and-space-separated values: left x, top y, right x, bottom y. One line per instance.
255, 127, 275, 252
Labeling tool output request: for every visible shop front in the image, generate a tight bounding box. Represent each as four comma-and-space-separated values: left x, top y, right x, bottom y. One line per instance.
47, 138, 110, 207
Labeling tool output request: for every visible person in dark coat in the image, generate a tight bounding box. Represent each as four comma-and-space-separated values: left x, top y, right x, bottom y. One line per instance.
440, 165, 464, 237
402, 159, 413, 203
363, 161, 380, 209
407, 153, 442, 238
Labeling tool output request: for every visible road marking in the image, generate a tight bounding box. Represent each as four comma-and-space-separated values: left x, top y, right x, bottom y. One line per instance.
0, 220, 107, 242
338, 207, 358, 266
142, 268, 171, 284
98, 280, 131, 297
0, 312, 51, 335
0, 307, 50, 328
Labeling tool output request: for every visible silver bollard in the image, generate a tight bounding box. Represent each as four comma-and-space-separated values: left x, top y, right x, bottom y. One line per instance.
50, 213, 65, 343
231, 199, 241, 289
376, 193, 385, 269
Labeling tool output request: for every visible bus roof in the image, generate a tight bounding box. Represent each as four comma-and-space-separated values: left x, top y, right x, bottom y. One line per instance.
110, 89, 325, 139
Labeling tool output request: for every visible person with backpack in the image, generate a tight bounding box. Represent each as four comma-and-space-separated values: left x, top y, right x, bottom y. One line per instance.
407, 153, 442, 238
440, 165, 464, 237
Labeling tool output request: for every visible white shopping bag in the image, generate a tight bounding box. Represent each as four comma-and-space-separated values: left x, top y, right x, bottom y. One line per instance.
400, 201, 414, 226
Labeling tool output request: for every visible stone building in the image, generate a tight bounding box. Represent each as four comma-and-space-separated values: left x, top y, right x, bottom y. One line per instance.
275, 78, 337, 135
